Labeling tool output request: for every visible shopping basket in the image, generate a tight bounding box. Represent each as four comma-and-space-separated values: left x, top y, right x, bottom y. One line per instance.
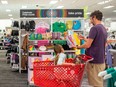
33, 55, 92, 87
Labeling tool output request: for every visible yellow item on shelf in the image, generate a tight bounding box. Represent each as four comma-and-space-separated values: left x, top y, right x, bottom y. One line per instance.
66, 21, 73, 30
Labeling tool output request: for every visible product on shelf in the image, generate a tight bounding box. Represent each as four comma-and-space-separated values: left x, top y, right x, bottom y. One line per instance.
72, 20, 81, 30
52, 22, 66, 33
66, 20, 73, 30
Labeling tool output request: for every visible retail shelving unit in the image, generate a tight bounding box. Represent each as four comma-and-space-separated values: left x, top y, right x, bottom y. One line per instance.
20, 9, 85, 86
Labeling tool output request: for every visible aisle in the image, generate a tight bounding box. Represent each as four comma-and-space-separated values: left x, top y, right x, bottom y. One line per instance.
0, 57, 105, 87
0, 58, 27, 87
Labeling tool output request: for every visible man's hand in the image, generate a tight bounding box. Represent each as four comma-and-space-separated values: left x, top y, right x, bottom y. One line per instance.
78, 34, 85, 40
76, 45, 80, 49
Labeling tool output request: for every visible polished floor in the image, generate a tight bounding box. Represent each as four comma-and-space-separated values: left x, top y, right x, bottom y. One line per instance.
0, 56, 106, 87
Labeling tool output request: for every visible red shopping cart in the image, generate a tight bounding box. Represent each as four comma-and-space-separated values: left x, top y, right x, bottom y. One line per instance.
33, 55, 92, 87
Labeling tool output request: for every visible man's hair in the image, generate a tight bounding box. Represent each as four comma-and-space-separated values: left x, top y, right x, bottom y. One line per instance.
90, 10, 103, 21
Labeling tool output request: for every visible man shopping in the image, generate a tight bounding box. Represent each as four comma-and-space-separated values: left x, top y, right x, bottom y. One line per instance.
77, 10, 107, 87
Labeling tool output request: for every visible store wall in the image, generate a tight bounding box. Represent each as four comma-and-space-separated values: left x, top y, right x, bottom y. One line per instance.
111, 22, 116, 31
0, 19, 12, 30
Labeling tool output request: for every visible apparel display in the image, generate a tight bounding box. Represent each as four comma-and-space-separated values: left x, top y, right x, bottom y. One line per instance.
18, 9, 85, 86
0, 6, 115, 87
98, 67, 116, 87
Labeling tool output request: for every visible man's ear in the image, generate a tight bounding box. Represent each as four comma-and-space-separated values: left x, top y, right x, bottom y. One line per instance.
93, 16, 96, 19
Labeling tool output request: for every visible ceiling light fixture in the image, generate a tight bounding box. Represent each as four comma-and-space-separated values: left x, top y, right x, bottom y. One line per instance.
104, 5, 114, 9
98, 0, 112, 5
72, 0, 76, 3
22, 5, 27, 9
49, 0, 58, 4
6, 9, 11, 12
113, 10, 116, 12
1, 0, 8, 4
8, 14, 12, 17
10, 18, 13, 20
56, 6, 64, 9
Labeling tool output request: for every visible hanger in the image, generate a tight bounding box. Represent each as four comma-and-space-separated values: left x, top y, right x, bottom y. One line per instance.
103, 71, 116, 80
98, 67, 116, 77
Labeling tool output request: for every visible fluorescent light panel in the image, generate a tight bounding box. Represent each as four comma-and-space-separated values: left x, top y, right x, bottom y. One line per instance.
113, 10, 116, 12
104, 5, 114, 9
49, 0, 58, 4
6, 9, 11, 12
10, 18, 13, 20
1, 0, 8, 4
98, 0, 112, 5
57, 6, 64, 8
72, 0, 76, 3
22, 5, 27, 9
8, 14, 12, 17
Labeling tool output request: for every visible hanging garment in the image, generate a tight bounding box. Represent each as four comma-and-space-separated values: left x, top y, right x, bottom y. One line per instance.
107, 71, 116, 87
106, 44, 113, 67
66, 21, 73, 29
20, 21, 25, 29
25, 21, 30, 31
22, 35, 28, 53
35, 22, 50, 34
72, 20, 81, 30
52, 22, 66, 33
21, 55, 27, 69
35, 22, 50, 29
11, 30, 19, 36
29, 20, 35, 29
13, 21, 19, 28
35, 27, 47, 34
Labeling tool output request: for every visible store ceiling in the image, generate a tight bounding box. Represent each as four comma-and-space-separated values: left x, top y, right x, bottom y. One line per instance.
0, 0, 116, 19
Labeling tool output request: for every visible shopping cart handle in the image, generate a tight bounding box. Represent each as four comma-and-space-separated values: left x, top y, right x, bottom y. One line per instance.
79, 54, 93, 62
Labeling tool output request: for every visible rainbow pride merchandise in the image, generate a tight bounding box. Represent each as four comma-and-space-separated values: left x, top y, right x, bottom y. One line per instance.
29, 45, 35, 51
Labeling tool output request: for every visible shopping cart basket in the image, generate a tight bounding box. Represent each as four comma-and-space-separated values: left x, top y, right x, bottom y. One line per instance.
33, 55, 93, 87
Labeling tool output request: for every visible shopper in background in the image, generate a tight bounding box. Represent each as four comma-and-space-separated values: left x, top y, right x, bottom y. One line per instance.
77, 10, 107, 87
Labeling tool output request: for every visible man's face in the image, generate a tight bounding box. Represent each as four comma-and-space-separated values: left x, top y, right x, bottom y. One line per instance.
90, 16, 95, 26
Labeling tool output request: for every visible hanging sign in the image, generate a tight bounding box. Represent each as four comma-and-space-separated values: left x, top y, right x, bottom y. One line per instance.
20, 9, 51, 18
20, 9, 84, 18
52, 9, 84, 17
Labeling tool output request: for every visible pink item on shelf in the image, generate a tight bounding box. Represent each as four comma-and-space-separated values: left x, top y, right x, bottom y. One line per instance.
38, 40, 49, 47
35, 22, 50, 29
35, 27, 47, 34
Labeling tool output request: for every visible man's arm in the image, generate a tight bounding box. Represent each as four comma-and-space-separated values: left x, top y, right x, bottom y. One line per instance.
107, 39, 116, 44
77, 38, 93, 49
78, 34, 88, 42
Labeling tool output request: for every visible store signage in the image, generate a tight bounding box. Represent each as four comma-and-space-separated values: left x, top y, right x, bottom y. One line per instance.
20, 9, 84, 18
20, 9, 51, 18
20, 10, 36, 18
52, 9, 84, 17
